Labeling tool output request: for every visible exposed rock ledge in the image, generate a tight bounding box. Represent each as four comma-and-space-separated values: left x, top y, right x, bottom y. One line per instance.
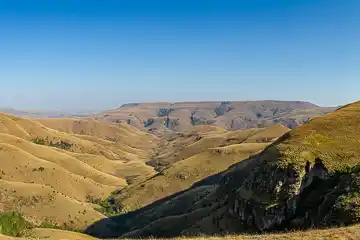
229, 157, 360, 231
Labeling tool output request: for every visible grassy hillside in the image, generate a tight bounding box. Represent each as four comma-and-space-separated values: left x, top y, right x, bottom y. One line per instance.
1, 101, 352, 240
0, 114, 158, 231
95, 100, 334, 132
3, 223, 360, 239
0, 103, 359, 240
113, 124, 289, 211
148, 124, 289, 171
37, 118, 158, 150
2, 223, 360, 239
86, 101, 360, 239
0, 112, 291, 237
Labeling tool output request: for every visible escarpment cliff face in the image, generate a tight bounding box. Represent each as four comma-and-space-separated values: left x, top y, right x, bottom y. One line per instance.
95, 101, 335, 134
229, 157, 330, 231
229, 160, 360, 231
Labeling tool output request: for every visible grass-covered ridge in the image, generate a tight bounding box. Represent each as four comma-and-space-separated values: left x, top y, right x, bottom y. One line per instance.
262, 101, 360, 171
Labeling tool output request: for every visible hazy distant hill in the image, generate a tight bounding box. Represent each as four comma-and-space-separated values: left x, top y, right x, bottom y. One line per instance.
95, 101, 335, 133
0, 108, 94, 118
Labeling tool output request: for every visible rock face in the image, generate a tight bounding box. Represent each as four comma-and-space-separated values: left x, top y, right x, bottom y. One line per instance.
95, 101, 335, 133
229, 157, 333, 231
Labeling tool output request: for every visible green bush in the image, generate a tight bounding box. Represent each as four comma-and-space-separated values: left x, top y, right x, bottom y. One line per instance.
38, 220, 62, 229
32, 137, 46, 145
86, 195, 125, 217
31, 137, 73, 150
0, 211, 32, 237
49, 140, 73, 150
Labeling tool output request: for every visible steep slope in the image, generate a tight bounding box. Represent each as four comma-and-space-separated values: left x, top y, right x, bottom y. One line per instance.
86, 101, 360, 238
95, 100, 334, 132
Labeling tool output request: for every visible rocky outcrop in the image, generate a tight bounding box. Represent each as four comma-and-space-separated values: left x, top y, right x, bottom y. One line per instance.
229, 156, 360, 232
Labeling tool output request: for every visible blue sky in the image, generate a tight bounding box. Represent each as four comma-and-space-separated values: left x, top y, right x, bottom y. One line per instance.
0, 0, 359, 110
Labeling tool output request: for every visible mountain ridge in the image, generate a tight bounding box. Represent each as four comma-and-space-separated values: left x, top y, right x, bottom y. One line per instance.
95, 100, 335, 134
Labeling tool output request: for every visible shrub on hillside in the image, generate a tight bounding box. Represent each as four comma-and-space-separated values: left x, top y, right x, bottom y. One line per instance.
86, 195, 126, 217
32, 137, 46, 145
31, 137, 73, 150
49, 140, 73, 150
0, 212, 32, 237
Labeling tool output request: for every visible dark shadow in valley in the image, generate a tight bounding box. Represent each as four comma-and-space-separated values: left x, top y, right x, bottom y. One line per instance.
84, 155, 259, 239
85, 187, 195, 238
85, 181, 221, 238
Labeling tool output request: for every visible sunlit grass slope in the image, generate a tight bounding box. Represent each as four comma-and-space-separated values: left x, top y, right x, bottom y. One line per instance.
0, 113, 159, 231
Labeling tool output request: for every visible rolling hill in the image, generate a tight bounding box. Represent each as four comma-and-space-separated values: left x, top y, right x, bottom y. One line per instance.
0, 111, 291, 238
110, 124, 290, 212
0, 114, 159, 231
85, 101, 360, 239
94, 101, 335, 133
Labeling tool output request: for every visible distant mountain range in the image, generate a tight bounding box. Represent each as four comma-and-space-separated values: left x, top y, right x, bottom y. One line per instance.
0, 108, 95, 118
94, 101, 336, 133
0, 101, 337, 134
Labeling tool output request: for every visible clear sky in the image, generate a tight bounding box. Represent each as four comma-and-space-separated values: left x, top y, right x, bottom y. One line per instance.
0, 0, 359, 111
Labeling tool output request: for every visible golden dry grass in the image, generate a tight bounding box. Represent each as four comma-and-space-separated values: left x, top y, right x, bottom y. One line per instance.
3, 224, 360, 239
0, 113, 158, 230
114, 126, 289, 211
1, 104, 357, 240
0, 113, 288, 232
36, 118, 158, 150
0, 228, 101, 239
0, 180, 105, 229
155, 224, 360, 239
262, 101, 360, 171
